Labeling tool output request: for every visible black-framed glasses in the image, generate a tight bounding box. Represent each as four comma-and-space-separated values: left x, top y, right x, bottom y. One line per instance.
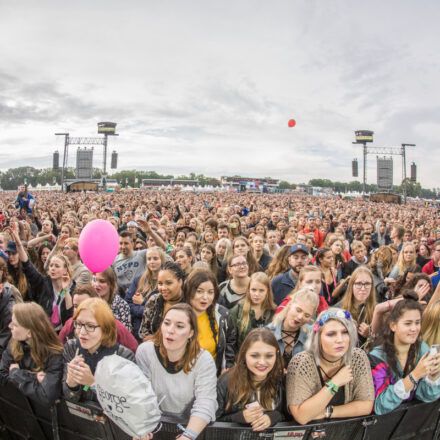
353, 282, 372, 290
73, 321, 100, 332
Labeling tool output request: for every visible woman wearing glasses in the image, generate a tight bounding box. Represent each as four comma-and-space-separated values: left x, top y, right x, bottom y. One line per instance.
219, 255, 251, 310
62, 297, 135, 403
336, 267, 376, 347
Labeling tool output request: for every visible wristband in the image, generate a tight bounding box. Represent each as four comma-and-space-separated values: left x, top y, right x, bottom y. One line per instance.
177, 424, 198, 440
387, 300, 392, 311
325, 381, 339, 396
409, 373, 419, 387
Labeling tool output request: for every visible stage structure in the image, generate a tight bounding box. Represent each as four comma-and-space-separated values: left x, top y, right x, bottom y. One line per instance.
377, 156, 393, 191
76, 148, 94, 179
55, 122, 118, 192
352, 130, 415, 203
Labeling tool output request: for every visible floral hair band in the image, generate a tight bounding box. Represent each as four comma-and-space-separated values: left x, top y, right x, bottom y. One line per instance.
313, 310, 352, 332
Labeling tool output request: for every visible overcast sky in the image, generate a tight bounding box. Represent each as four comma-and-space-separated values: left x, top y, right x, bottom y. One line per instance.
1, 0, 439, 188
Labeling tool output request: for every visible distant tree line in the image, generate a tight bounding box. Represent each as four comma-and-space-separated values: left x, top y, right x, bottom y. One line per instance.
0, 167, 438, 199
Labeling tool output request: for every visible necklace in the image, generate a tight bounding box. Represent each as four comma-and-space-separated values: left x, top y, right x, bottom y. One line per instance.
321, 353, 343, 365
319, 364, 344, 381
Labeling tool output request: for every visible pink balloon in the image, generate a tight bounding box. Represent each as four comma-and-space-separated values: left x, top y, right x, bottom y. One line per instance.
78, 219, 119, 274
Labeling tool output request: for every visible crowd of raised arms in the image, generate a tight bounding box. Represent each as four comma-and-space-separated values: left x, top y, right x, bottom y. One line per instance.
1, 185, 440, 440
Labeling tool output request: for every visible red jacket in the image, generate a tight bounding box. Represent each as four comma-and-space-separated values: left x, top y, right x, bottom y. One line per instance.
300, 227, 324, 248
59, 317, 138, 354
423, 259, 438, 276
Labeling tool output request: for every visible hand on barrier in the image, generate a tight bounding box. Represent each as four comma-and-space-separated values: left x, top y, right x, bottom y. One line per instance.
243, 404, 264, 423
251, 413, 271, 431
332, 365, 353, 388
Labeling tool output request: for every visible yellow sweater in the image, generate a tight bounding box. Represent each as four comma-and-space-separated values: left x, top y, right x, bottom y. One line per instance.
197, 311, 218, 360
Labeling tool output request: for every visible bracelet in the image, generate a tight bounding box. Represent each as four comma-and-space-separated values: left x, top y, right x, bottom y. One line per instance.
177, 424, 198, 440
409, 373, 419, 387
387, 300, 392, 311
325, 381, 339, 396
325, 405, 333, 420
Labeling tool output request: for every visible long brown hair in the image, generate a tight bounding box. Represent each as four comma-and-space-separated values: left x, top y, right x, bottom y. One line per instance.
7, 261, 28, 299
99, 267, 118, 304
239, 272, 275, 334
200, 243, 218, 277
11, 302, 63, 371
226, 328, 283, 410
266, 245, 291, 280
341, 266, 376, 325
152, 303, 201, 374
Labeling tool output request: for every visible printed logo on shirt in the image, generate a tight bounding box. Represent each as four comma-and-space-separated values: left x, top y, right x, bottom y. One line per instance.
115, 261, 140, 273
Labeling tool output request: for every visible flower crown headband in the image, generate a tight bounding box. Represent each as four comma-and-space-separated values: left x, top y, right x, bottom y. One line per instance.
313, 310, 352, 332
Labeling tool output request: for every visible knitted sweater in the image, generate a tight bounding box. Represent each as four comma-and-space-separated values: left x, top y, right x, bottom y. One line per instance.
286, 348, 375, 406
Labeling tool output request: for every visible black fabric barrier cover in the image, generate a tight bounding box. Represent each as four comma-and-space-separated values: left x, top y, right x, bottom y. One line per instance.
0, 383, 439, 440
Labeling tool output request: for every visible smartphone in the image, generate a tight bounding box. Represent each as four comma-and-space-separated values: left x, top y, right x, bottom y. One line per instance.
245, 401, 260, 409
430, 345, 440, 356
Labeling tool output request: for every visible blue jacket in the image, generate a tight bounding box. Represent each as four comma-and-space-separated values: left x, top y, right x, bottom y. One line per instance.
14, 192, 34, 214
368, 342, 440, 415
271, 269, 297, 305
267, 322, 309, 358
125, 275, 157, 341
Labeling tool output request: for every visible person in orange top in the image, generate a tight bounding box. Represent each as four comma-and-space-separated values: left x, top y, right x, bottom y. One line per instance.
300, 215, 324, 248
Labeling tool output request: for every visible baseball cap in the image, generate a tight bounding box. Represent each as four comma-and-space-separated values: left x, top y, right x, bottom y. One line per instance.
289, 243, 309, 255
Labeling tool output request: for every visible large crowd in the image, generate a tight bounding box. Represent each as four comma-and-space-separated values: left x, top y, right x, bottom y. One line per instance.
1, 184, 440, 439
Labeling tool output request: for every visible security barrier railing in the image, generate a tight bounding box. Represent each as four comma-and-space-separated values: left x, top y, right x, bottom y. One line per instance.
1, 383, 439, 440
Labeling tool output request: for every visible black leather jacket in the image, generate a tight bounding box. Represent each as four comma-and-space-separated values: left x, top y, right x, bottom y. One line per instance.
22, 260, 74, 329
0, 284, 14, 358
0, 342, 63, 406
216, 370, 285, 425
214, 304, 236, 375
62, 338, 135, 403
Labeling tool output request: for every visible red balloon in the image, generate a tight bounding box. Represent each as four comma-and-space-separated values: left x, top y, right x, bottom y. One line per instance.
288, 119, 296, 127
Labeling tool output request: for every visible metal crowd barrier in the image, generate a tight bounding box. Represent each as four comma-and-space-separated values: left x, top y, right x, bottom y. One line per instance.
0, 383, 439, 440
